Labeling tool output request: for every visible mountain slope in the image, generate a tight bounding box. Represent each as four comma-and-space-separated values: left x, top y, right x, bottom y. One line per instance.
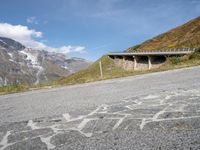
55, 16, 200, 85
0, 37, 25, 50
56, 56, 127, 85
0, 37, 91, 86
128, 16, 200, 51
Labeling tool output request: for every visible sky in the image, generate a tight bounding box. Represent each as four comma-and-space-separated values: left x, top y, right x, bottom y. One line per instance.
0, 0, 200, 61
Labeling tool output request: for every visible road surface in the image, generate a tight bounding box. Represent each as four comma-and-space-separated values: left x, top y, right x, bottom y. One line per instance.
0, 66, 200, 149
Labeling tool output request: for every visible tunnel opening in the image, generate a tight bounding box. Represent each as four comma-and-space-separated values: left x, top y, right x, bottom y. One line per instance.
136, 56, 149, 70
151, 56, 166, 65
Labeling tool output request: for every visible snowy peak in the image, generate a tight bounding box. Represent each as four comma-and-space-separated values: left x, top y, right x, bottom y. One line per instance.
0, 37, 91, 86
19, 48, 44, 84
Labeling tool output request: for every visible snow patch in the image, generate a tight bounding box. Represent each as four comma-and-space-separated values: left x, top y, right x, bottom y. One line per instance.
20, 49, 44, 84
0, 77, 8, 86
7, 52, 13, 58
61, 66, 68, 70
7, 52, 15, 62
20, 50, 38, 66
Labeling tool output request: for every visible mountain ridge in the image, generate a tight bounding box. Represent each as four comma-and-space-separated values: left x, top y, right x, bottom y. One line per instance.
0, 37, 91, 86
0, 37, 25, 50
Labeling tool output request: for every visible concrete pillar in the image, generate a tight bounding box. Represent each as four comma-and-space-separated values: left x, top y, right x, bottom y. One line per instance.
122, 56, 125, 62
148, 56, 152, 70
122, 56, 126, 69
134, 56, 137, 70
113, 56, 117, 65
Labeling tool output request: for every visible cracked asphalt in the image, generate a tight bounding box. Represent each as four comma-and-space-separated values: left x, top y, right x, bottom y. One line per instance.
0, 66, 200, 149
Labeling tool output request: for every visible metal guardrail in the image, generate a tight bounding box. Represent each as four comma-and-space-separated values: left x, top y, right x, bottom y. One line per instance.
133, 48, 196, 53
109, 48, 197, 54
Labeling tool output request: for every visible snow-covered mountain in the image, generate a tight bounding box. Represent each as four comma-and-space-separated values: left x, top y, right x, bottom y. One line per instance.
0, 37, 91, 86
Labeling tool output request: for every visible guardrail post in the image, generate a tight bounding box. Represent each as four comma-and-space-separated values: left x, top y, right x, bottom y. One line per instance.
99, 61, 103, 78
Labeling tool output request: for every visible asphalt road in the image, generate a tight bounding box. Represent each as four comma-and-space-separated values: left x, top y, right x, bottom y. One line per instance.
0, 66, 200, 149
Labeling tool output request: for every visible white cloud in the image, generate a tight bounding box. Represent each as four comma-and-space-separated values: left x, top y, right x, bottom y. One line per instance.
0, 23, 42, 40
57, 46, 86, 53
44, 45, 86, 54
27, 16, 38, 24
0, 23, 86, 54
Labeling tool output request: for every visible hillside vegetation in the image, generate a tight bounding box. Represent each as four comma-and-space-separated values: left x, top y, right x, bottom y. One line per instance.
54, 48, 200, 85
128, 16, 200, 51
55, 56, 128, 85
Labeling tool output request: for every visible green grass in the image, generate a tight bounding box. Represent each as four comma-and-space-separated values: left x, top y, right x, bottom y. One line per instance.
168, 57, 183, 65
0, 82, 54, 95
165, 48, 200, 67
56, 48, 200, 85
1, 49, 200, 95
0, 84, 29, 95
55, 55, 128, 85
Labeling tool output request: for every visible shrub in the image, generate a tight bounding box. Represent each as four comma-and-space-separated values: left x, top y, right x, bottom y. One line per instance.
168, 57, 182, 65
189, 48, 200, 60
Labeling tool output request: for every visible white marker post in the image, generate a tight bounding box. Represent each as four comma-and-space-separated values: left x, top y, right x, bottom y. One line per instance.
99, 61, 103, 78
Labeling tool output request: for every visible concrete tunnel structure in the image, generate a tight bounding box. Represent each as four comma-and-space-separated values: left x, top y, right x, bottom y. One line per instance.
107, 48, 196, 71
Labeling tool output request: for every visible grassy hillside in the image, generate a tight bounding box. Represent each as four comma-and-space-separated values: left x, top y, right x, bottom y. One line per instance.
128, 16, 200, 51
55, 56, 128, 85
55, 48, 200, 85
54, 16, 200, 86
